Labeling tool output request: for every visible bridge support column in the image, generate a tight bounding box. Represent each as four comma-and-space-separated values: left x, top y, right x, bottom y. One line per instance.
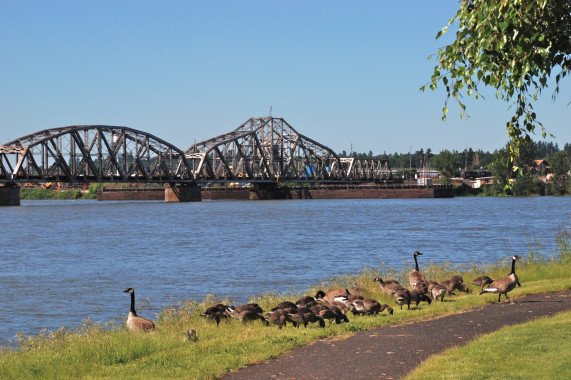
249, 183, 288, 200
164, 183, 202, 202
0, 183, 21, 206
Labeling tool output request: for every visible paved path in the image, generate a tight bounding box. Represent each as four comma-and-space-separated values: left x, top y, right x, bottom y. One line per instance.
221, 291, 571, 380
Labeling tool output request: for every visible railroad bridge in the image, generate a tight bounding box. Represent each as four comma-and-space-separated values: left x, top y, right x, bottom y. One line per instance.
0, 117, 393, 205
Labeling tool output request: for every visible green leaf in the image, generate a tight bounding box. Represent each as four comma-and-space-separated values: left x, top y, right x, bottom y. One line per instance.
499, 22, 509, 32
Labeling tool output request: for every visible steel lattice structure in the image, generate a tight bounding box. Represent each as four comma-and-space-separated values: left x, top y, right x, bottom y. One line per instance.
186, 117, 392, 183
0, 118, 392, 184
185, 117, 350, 183
0, 126, 194, 183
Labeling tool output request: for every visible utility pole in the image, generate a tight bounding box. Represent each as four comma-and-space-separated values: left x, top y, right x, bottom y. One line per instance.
409, 145, 412, 169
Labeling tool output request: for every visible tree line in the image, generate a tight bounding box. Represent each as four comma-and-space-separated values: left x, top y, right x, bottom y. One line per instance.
341, 140, 571, 196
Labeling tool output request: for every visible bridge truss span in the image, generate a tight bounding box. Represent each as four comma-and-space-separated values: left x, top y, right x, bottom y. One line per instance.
185, 117, 351, 183
0, 126, 194, 183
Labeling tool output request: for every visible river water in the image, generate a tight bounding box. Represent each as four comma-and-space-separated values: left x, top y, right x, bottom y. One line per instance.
1, 196, 570, 347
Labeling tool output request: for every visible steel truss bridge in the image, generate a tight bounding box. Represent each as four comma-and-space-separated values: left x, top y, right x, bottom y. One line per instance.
0, 117, 392, 185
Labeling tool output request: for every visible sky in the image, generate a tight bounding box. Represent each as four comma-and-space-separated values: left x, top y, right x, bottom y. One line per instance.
1, 0, 569, 155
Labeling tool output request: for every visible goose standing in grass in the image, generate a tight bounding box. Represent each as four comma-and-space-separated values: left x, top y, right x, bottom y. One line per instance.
430, 283, 447, 302
471, 275, 494, 292
123, 288, 156, 332
373, 277, 402, 295
393, 287, 411, 310
315, 288, 351, 304
409, 251, 427, 288
480, 255, 522, 303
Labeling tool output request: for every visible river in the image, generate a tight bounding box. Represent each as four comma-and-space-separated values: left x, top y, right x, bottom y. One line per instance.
1, 196, 570, 347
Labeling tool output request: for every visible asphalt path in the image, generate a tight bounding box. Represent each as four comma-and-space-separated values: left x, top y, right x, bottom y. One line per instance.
220, 290, 571, 380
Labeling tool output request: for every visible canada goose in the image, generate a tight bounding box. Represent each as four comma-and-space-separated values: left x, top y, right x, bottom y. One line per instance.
380, 304, 394, 315
301, 312, 325, 328
201, 304, 229, 326
350, 298, 390, 315
276, 301, 297, 309
471, 275, 494, 292
373, 277, 402, 295
315, 288, 351, 304
346, 294, 364, 302
310, 305, 341, 324
287, 309, 325, 328
410, 289, 432, 306
228, 303, 264, 314
348, 300, 366, 316
330, 301, 349, 315
430, 283, 447, 302
409, 251, 427, 287
426, 280, 439, 292
393, 287, 411, 310
123, 288, 156, 332
450, 275, 464, 283
412, 281, 428, 294
295, 296, 318, 307
181, 328, 198, 342
440, 279, 463, 295
329, 305, 350, 322
267, 308, 290, 329
480, 255, 521, 303
237, 310, 269, 326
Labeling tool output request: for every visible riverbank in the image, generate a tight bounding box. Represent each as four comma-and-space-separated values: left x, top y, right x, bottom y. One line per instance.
1, 254, 569, 379
221, 291, 571, 380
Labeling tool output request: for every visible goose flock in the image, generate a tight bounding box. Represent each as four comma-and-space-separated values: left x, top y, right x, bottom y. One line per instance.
123, 252, 522, 338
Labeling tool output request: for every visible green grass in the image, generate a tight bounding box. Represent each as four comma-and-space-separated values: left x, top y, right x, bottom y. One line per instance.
1, 255, 569, 380
406, 310, 571, 380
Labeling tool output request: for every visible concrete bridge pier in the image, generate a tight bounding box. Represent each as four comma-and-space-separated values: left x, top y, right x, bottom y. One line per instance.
0, 183, 21, 206
164, 183, 202, 202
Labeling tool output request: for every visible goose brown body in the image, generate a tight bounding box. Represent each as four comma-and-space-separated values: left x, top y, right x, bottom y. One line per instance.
472, 275, 494, 291
373, 277, 402, 295
315, 288, 350, 304
409, 251, 427, 287
480, 256, 521, 302
123, 288, 156, 332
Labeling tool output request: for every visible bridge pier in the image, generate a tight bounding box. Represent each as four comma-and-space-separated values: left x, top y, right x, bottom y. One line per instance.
164, 183, 202, 202
0, 183, 21, 206
249, 183, 288, 200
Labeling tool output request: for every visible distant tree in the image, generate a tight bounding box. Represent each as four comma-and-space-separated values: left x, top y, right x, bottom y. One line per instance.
432, 149, 461, 181
511, 140, 539, 196
492, 148, 512, 195
550, 151, 570, 194
422, 0, 570, 169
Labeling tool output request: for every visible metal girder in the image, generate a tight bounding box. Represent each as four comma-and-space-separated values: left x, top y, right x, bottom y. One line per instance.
1, 119, 393, 185
0, 126, 194, 183
185, 117, 350, 182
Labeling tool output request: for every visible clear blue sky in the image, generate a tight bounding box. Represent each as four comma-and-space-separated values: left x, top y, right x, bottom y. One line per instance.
1, 1, 569, 155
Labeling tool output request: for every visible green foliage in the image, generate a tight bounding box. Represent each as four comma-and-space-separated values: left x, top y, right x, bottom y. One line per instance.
423, 0, 571, 168
549, 151, 571, 194
431, 149, 461, 178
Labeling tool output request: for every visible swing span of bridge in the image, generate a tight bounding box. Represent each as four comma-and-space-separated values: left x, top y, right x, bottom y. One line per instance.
0, 117, 393, 185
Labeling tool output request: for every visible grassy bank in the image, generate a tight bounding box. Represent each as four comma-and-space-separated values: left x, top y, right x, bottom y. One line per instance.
406, 310, 571, 380
20, 184, 101, 200
1, 248, 569, 379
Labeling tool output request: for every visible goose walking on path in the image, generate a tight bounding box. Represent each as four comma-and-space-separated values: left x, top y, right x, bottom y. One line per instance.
480, 255, 522, 303
123, 288, 156, 331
